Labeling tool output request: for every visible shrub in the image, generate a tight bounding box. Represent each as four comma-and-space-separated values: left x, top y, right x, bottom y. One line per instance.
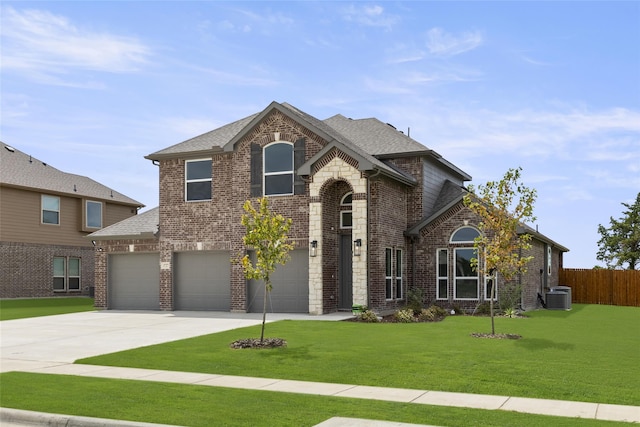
358, 309, 379, 323
394, 308, 415, 323
418, 305, 448, 322
406, 288, 424, 314
474, 302, 491, 316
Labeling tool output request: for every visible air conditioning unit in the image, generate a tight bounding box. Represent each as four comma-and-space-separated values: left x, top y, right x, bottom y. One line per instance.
546, 291, 569, 310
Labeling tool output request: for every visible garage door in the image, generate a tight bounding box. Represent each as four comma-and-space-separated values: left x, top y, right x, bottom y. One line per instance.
108, 253, 160, 310
174, 251, 231, 311
248, 249, 309, 313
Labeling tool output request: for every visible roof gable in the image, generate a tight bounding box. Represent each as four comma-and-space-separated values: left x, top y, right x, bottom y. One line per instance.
0, 143, 142, 206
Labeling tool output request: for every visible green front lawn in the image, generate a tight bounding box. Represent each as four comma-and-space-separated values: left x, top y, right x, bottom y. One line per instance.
0, 297, 95, 321
77, 304, 640, 406
0, 372, 622, 427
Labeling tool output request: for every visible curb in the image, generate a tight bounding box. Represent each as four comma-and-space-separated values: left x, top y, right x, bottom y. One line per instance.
0, 407, 183, 427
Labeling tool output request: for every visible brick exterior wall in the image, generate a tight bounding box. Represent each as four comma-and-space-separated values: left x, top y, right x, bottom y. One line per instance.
94, 107, 565, 315
0, 241, 95, 298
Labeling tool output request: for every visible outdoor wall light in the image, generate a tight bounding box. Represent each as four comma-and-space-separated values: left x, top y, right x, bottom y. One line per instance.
353, 238, 362, 257
310, 240, 318, 257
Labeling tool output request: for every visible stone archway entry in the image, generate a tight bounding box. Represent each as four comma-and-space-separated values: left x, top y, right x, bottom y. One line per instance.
339, 234, 353, 309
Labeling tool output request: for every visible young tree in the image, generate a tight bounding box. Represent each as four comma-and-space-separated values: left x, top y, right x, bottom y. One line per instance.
463, 167, 537, 335
240, 197, 293, 343
597, 192, 640, 270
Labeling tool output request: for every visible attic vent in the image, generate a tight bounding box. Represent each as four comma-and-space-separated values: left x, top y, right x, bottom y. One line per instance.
4, 146, 15, 152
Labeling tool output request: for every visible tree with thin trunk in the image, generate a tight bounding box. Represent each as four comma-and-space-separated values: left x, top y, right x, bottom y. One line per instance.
463, 167, 537, 335
597, 192, 640, 270
239, 197, 293, 343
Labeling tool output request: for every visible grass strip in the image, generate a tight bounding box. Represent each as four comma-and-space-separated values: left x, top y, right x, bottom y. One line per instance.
0, 372, 622, 427
0, 297, 95, 321
78, 304, 640, 406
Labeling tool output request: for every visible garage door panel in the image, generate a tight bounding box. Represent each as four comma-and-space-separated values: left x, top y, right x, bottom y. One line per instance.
174, 251, 230, 311
108, 253, 160, 310
248, 249, 309, 313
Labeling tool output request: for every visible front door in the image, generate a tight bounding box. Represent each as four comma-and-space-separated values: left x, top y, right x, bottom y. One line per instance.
339, 235, 353, 309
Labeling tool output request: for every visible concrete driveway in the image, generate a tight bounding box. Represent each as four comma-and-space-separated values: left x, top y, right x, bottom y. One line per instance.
0, 310, 349, 373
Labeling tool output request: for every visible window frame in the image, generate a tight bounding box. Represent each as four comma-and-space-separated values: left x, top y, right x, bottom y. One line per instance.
340, 192, 353, 229
450, 226, 480, 243
85, 200, 103, 229
385, 248, 393, 300
185, 158, 212, 202
41, 195, 60, 225
263, 141, 294, 197
436, 248, 449, 300
454, 247, 479, 300
53, 256, 81, 292
395, 248, 403, 299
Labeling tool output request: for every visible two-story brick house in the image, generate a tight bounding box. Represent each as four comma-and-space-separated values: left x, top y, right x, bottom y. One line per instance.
0, 143, 143, 298
90, 102, 568, 313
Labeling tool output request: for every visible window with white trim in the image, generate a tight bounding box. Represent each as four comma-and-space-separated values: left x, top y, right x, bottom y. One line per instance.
42, 195, 60, 225
454, 248, 479, 299
436, 249, 448, 300
395, 249, 403, 299
86, 200, 102, 229
450, 226, 480, 243
485, 274, 497, 300
340, 192, 353, 229
385, 248, 403, 300
264, 142, 293, 196
53, 257, 81, 292
185, 159, 212, 201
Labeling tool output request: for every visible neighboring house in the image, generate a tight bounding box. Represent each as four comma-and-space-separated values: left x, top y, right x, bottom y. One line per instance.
0, 143, 143, 298
90, 102, 568, 313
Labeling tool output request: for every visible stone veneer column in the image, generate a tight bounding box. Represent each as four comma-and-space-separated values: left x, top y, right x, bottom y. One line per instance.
308, 201, 323, 314
309, 156, 368, 313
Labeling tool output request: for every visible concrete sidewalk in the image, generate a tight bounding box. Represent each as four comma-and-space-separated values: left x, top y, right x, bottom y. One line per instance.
1, 311, 639, 425
5, 362, 640, 424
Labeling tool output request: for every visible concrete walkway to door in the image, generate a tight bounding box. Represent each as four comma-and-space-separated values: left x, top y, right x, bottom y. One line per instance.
1, 311, 639, 425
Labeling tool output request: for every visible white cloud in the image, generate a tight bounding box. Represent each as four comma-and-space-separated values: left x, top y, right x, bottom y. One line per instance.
1, 6, 151, 84
426, 27, 483, 56
341, 4, 399, 29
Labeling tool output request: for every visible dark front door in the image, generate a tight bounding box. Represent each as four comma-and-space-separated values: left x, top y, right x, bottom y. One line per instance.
339, 235, 353, 309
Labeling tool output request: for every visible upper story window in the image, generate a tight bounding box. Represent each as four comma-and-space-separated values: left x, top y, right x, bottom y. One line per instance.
42, 195, 60, 225
185, 159, 212, 201
450, 226, 480, 243
85, 200, 102, 229
340, 192, 353, 229
264, 142, 293, 196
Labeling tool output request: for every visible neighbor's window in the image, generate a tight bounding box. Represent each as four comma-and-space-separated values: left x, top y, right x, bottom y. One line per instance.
340, 192, 353, 229
454, 248, 479, 299
264, 142, 293, 196
86, 200, 102, 228
437, 249, 448, 300
53, 257, 81, 292
42, 195, 60, 225
185, 159, 212, 201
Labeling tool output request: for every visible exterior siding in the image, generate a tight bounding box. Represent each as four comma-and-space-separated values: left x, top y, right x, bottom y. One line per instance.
0, 186, 139, 298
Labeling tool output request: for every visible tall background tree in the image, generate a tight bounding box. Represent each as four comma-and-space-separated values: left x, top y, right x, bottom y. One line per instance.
240, 197, 293, 343
463, 167, 537, 335
597, 192, 640, 270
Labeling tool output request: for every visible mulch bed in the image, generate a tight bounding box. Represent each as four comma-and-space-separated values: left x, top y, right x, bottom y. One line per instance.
230, 338, 287, 349
470, 332, 522, 339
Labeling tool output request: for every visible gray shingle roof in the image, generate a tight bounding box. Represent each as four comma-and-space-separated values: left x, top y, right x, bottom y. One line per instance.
0, 143, 143, 206
88, 206, 159, 240
323, 114, 428, 156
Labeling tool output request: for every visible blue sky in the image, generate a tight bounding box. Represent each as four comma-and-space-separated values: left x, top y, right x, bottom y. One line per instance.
1, 1, 639, 268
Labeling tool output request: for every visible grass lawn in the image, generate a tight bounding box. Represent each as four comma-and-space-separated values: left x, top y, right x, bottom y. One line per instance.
0, 372, 624, 427
0, 297, 95, 321
76, 304, 640, 406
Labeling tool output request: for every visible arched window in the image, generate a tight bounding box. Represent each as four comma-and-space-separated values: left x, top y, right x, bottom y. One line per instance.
264, 142, 293, 196
450, 226, 480, 243
340, 192, 353, 229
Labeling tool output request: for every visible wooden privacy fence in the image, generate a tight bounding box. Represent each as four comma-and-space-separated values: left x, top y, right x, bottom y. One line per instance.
559, 269, 640, 307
